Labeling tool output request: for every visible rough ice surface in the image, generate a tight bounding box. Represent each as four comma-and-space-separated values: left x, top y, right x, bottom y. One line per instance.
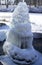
10, 2, 33, 37
0, 51, 42, 65
11, 2, 29, 27
0, 24, 9, 41
3, 2, 33, 54
0, 31, 6, 41
0, 55, 17, 65
0, 2, 42, 65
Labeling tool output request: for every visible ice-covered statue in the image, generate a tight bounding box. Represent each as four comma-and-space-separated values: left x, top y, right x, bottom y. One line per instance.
0, 2, 38, 65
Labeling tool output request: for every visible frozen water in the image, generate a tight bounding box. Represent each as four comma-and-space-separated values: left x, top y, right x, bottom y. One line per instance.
0, 24, 9, 41
0, 2, 42, 65
0, 13, 42, 33
0, 55, 17, 65
3, 2, 33, 53
0, 31, 6, 41
2, 2, 38, 65
0, 51, 42, 65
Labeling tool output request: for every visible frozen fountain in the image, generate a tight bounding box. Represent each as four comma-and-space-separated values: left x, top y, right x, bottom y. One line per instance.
0, 2, 38, 65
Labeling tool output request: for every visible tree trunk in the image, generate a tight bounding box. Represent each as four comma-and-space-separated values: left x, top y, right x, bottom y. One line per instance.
6, 0, 8, 8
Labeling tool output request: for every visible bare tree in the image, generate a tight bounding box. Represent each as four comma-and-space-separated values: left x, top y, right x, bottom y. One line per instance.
33, 0, 36, 7
39, 0, 42, 6
4, 0, 42, 7
6, 0, 9, 8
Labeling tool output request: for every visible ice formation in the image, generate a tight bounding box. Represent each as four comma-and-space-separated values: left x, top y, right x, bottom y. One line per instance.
0, 2, 38, 65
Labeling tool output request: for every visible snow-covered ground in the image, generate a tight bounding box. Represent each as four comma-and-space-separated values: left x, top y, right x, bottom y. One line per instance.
29, 13, 42, 33
0, 12, 42, 41
0, 5, 14, 12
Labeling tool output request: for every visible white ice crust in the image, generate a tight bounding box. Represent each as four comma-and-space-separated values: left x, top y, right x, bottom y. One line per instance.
0, 2, 38, 65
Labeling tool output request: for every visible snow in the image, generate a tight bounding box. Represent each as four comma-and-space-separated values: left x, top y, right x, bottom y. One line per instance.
0, 24, 10, 41
0, 51, 42, 65
0, 12, 42, 41
32, 51, 42, 65
2, 2, 38, 65
0, 12, 12, 22
0, 24, 9, 30
29, 13, 42, 33
0, 12, 42, 33
0, 31, 6, 41
0, 55, 17, 65
0, 5, 15, 12
29, 6, 42, 13
0, 13, 42, 41
0, 2, 42, 65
